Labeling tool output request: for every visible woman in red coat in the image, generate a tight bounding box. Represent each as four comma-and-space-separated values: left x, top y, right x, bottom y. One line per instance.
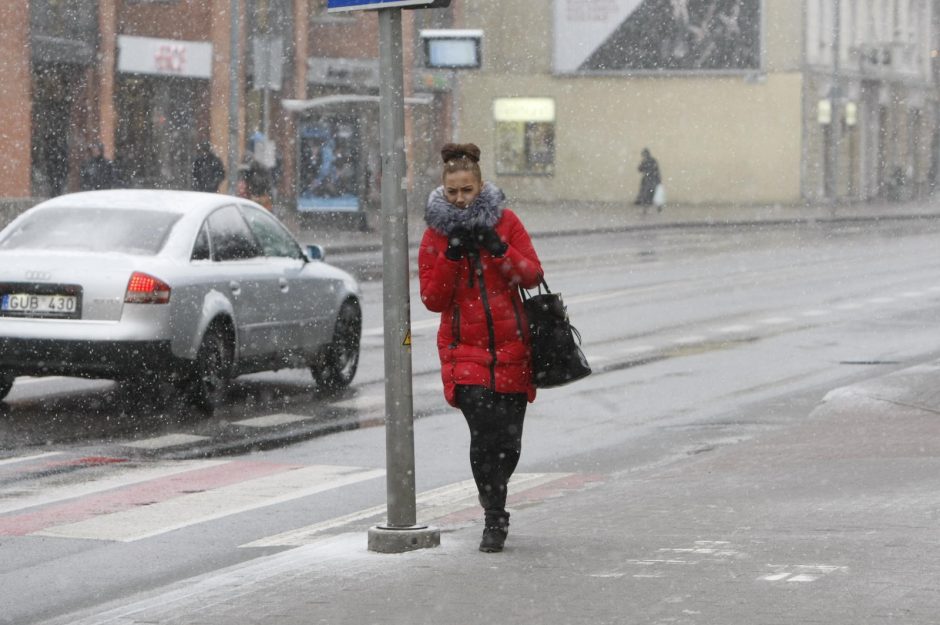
418, 143, 543, 552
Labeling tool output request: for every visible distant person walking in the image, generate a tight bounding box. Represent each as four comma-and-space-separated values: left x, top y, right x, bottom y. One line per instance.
191, 141, 226, 193
245, 159, 274, 210
418, 142, 543, 553
635, 148, 663, 211
79, 141, 115, 191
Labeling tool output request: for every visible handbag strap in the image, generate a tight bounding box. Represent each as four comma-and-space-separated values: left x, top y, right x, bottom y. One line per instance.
519, 274, 550, 301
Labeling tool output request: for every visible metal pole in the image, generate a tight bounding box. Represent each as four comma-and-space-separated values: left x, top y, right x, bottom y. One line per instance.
826, 0, 841, 202
367, 7, 439, 554
450, 69, 459, 141
227, 0, 241, 194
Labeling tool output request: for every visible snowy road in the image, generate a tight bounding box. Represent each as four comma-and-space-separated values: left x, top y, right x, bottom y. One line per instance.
3, 218, 940, 624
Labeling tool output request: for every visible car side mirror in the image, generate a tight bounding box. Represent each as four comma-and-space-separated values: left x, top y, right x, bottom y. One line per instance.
306, 244, 325, 262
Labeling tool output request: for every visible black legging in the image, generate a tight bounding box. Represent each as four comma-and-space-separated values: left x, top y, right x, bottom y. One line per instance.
455, 385, 527, 526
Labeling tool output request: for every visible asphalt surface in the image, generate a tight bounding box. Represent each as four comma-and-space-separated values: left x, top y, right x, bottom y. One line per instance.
23, 197, 940, 625
284, 196, 940, 256
31, 359, 940, 625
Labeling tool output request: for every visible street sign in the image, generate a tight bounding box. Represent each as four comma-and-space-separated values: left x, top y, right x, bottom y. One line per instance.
252, 37, 283, 91
328, 0, 448, 12
420, 29, 483, 69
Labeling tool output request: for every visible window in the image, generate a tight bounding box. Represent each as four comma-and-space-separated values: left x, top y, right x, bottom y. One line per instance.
493, 98, 555, 176
191, 223, 211, 261
0, 207, 179, 255
206, 206, 263, 262
238, 205, 303, 259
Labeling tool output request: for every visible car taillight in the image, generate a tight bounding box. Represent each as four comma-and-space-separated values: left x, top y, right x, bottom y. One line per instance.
124, 271, 171, 304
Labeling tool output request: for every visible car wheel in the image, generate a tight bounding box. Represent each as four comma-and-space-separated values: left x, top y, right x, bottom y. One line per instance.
0, 374, 13, 401
186, 325, 234, 413
311, 300, 361, 392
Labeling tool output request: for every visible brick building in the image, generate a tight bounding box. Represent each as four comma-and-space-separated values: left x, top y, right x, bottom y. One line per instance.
0, 0, 455, 213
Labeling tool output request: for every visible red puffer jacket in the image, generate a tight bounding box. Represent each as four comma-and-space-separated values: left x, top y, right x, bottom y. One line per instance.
419, 204, 543, 407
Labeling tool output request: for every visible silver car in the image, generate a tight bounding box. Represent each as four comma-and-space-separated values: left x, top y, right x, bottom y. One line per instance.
0, 190, 361, 412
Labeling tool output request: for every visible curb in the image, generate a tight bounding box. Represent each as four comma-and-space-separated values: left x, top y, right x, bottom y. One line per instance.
315, 210, 940, 257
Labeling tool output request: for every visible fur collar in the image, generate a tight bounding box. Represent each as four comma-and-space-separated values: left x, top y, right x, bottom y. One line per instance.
424, 182, 505, 235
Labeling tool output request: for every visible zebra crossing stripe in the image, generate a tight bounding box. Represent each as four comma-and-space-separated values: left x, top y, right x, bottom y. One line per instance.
242, 472, 575, 548
0, 459, 229, 517
0, 451, 64, 467
232, 413, 309, 428
124, 434, 209, 449
33, 464, 384, 542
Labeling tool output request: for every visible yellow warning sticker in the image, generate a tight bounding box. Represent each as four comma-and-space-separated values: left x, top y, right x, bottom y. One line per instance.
403, 330, 412, 346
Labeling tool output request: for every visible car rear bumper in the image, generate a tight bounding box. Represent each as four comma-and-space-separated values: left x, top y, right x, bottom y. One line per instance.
0, 337, 181, 379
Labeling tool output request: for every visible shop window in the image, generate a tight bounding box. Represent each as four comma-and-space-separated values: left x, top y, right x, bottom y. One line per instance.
298, 117, 363, 212
493, 98, 555, 176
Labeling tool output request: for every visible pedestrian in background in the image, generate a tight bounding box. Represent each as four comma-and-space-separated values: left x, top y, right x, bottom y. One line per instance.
79, 141, 115, 191
245, 159, 273, 210
635, 147, 662, 211
191, 141, 225, 193
418, 142, 543, 553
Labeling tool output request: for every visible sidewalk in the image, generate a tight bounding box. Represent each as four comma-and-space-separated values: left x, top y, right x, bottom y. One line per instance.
284, 197, 940, 254
43, 361, 940, 625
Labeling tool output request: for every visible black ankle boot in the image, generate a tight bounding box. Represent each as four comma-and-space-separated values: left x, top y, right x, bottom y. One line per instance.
479, 525, 508, 553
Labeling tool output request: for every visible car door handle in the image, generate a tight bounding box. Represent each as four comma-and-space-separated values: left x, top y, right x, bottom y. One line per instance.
229, 280, 241, 295
278, 277, 289, 293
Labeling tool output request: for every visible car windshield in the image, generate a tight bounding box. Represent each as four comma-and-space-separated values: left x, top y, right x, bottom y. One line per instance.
0, 207, 181, 255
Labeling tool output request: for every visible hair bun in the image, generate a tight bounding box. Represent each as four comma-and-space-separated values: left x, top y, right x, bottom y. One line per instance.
441, 142, 481, 163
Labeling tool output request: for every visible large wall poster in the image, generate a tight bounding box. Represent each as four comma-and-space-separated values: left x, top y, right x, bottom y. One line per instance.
554, 0, 761, 74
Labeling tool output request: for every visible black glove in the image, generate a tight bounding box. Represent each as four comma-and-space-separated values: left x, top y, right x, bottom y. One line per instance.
445, 226, 472, 260
473, 226, 508, 257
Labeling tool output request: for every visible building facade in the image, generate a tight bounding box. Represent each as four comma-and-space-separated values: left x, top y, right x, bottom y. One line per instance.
0, 0, 452, 213
4, 1, 937, 209
804, 0, 938, 202
2, 0, 249, 199
454, 0, 803, 205
454, 0, 939, 206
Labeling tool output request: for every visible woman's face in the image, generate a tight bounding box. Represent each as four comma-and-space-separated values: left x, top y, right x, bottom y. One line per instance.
443, 170, 482, 209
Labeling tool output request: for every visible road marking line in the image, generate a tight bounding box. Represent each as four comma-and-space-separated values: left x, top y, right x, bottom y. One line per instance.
761, 573, 790, 581
11, 376, 70, 386
124, 434, 209, 450
241, 472, 572, 548
233, 413, 308, 428
0, 459, 229, 516
787, 574, 819, 582
715, 325, 752, 334
867, 297, 895, 304
34, 465, 385, 542
331, 395, 385, 411
833, 302, 862, 310
759, 564, 847, 583
800, 310, 830, 317
672, 336, 706, 345
621, 345, 656, 354
0, 451, 63, 467
565, 282, 681, 306
0, 461, 292, 536
900, 291, 926, 298
758, 317, 793, 325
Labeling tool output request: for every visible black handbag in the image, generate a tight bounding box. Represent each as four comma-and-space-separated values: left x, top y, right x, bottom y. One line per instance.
520, 275, 591, 388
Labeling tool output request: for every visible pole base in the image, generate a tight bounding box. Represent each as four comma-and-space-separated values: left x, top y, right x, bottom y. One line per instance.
368, 524, 440, 553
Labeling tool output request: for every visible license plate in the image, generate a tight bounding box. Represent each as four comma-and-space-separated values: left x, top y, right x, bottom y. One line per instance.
1, 293, 78, 315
